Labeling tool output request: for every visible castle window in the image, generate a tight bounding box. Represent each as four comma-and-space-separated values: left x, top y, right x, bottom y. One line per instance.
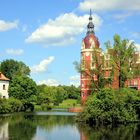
81, 55, 84, 69
134, 80, 138, 86
91, 60, 96, 69
128, 80, 131, 86
81, 92, 84, 97
3, 85, 6, 90
105, 61, 111, 68
105, 54, 110, 60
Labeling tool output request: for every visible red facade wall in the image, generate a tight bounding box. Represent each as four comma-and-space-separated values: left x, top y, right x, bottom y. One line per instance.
80, 33, 140, 104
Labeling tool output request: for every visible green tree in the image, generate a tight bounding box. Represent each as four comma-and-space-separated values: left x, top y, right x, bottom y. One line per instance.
37, 92, 51, 105
105, 34, 140, 88
62, 85, 80, 99
0, 59, 30, 79
9, 76, 37, 103
53, 86, 66, 105
37, 85, 55, 104
77, 88, 139, 125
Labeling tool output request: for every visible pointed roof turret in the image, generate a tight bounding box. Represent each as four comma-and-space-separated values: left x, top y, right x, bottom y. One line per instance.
87, 9, 94, 35
89, 9, 92, 20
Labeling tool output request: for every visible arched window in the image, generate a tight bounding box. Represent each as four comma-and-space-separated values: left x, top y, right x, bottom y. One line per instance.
81, 92, 84, 97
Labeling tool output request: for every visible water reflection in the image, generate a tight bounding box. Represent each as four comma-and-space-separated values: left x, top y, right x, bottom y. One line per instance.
0, 122, 8, 140
0, 112, 140, 140
78, 124, 140, 140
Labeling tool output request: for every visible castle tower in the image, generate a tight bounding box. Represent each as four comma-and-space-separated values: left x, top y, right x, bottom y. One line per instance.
81, 10, 100, 104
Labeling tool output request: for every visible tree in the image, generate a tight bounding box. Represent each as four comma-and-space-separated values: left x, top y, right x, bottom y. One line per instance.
62, 85, 80, 99
9, 76, 37, 102
0, 59, 30, 80
105, 34, 140, 88
53, 86, 66, 105
77, 88, 139, 125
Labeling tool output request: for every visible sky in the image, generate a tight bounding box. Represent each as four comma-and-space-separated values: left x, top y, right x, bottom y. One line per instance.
0, 0, 140, 86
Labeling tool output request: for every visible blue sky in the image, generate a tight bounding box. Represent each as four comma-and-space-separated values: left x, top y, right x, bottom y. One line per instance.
0, 0, 140, 86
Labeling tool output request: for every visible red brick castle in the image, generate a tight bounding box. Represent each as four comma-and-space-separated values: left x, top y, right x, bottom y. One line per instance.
80, 11, 140, 104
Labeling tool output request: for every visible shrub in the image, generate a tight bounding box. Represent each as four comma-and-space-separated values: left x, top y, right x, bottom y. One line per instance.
0, 98, 23, 114
8, 98, 23, 112
34, 105, 42, 111
41, 104, 52, 111
77, 88, 139, 125
0, 98, 11, 113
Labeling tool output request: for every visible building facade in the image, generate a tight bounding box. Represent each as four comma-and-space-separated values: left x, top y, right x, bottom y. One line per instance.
0, 72, 10, 98
80, 11, 101, 104
80, 12, 140, 104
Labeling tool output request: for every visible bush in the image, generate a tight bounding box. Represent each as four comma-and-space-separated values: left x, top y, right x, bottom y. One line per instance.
34, 105, 42, 111
77, 88, 140, 125
0, 98, 23, 114
41, 104, 52, 111
119, 88, 140, 118
8, 98, 23, 112
0, 98, 11, 113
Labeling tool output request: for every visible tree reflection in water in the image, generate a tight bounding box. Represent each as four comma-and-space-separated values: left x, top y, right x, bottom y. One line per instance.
78, 123, 140, 140
0, 113, 140, 140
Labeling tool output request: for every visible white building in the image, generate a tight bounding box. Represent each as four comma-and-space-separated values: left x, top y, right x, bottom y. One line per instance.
0, 72, 9, 98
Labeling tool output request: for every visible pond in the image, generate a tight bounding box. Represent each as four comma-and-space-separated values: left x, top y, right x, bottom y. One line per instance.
0, 111, 140, 140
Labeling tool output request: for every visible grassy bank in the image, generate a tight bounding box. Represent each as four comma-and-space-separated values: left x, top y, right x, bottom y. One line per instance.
34, 99, 81, 111
53, 99, 81, 109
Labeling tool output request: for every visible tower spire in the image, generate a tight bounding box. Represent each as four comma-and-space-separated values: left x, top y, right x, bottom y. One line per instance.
89, 9, 92, 20
87, 9, 94, 35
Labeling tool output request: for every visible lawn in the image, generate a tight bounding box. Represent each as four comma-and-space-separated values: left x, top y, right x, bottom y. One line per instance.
54, 99, 81, 109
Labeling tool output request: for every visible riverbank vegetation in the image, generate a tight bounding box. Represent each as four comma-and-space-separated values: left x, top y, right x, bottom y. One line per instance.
76, 34, 140, 125
77, 88, 140, 125
0, 59, 80, 114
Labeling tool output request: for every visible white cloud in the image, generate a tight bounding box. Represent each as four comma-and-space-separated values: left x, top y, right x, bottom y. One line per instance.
79, 0, 140, 12
31, 56, 55, 73
113, 13, 132, 22
69, 75, 80, 87
135, 43, 140, 52
25, 13, 102, 47
5, 48, 24, 55
0, 20, 18, 32
69, 75, 79, 80
129, 40, 140, 52
131, 32, 140, 39
70, 81, 80, 87
38, 79, 59, 86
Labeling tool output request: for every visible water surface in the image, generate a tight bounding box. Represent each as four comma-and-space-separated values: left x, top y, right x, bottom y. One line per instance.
0, 111, 140, 140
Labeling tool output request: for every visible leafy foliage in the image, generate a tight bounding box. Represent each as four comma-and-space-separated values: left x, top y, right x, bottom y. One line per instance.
0, 59, 30, 80
9, 76, 37, 101
8, 75, 38, 111
105, 34, 140, 88
77, 88, 140, 125
37, 84, 80, 106
0, 98, 23, 113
